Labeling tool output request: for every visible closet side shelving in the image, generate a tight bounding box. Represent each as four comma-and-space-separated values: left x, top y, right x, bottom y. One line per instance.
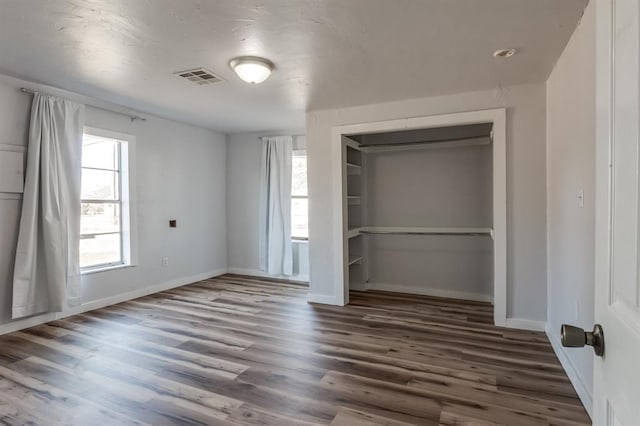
344, 140, 366, 291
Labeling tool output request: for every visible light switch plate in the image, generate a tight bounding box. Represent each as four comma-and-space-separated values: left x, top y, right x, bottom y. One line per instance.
578, 189, 584, 208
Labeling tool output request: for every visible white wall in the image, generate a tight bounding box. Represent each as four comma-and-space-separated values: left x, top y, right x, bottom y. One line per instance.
366, 145, 492, 227
0, 74, 227, 329
0, 78, 31, 328
546, 0, 595, 413
307, 82, 548, 322
364, 144, 493, 299
226, 131, 309, 281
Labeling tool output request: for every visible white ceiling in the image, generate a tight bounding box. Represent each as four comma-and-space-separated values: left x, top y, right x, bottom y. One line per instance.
0, 0, 588, 133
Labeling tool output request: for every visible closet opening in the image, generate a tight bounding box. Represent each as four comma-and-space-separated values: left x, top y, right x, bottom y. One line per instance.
331, 109, 507, 326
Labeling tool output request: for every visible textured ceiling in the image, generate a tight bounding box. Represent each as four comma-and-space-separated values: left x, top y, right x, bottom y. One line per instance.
0, 0, 588, 133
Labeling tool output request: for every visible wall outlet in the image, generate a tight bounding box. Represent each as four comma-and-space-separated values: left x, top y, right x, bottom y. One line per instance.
162, 257, 169, 267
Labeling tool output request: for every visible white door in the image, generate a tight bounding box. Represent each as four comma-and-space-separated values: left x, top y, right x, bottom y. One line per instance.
593, 0, 640, 424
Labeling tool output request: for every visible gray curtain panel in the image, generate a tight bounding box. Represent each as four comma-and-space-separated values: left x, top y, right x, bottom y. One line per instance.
259, 136, 293, 276
12, 93, 84, 319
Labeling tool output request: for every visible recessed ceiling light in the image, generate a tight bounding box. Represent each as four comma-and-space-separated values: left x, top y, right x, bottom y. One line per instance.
493, 48, 517, 58
229, 56, 274, 84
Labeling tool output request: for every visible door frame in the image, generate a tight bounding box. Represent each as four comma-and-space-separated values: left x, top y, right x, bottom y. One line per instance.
593, 0, 612, 421
329, 108, 508, 326
593, 0, 640, 423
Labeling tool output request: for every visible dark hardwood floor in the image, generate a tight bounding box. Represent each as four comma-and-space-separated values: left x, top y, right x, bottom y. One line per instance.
0, 274, 590, 425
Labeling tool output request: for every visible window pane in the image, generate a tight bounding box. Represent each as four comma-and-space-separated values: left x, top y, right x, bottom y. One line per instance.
80, 233, 121, 268
82, 135, 119, 170
81, 203, 120, 235
292, 198, 308, 239
81, 169, 119, 200
292, 154, 308, 196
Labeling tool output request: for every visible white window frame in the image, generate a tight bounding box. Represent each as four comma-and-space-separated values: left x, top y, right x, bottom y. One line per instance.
291, 149, 309, 241
80, 126, 138, 274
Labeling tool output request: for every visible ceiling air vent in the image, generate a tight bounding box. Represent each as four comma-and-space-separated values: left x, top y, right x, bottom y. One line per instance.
174, 68, 224, 85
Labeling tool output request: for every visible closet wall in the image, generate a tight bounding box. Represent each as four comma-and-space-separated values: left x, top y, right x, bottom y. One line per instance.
345, 126, 494, 301
307, 83, 547, 322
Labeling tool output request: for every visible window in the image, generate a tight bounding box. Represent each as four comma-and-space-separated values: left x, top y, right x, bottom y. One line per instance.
80, 128, 134, 271
291, 150, 308, 240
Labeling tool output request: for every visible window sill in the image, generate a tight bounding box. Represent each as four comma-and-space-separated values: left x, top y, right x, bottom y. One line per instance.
292, 238, 308, 244
81, 263, 135, 276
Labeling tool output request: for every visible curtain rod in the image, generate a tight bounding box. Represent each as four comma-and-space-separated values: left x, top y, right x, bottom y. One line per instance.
20, 87, 147, 123
258, 134, 305, 139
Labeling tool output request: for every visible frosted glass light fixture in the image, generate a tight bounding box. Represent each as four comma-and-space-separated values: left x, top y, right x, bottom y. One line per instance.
229, 56, 274, 84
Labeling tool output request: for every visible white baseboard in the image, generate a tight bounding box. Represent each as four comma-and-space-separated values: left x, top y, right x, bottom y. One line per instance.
545, 323, 593, 418
307, 293, 342, 305
364, 282, 494, 303
0, 268, 227, 336
505, 318, 547, 331
226, 267, 309, 284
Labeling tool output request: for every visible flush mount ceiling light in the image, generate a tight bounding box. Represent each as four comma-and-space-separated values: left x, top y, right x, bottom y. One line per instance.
229, 56, 274, 84
493, 48, 517, 58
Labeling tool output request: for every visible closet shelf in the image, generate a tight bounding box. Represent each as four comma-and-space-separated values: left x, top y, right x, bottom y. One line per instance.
356, 226, 493, 237
344, 138, 362, 151
346, 162, 362, 175
347, 228, 361, 239
347, 196, 361, 205
360, 137, 491, 154
348, 255, 363, 266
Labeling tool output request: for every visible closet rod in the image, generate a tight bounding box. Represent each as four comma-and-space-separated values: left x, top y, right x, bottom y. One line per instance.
20, 88, 147, 122
358, 135, 491, 148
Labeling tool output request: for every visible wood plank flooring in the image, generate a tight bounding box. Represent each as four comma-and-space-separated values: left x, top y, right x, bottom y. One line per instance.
0, 274, 590, 425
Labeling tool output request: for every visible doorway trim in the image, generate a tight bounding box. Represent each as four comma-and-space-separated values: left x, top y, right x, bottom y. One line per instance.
330, 108, 507, 326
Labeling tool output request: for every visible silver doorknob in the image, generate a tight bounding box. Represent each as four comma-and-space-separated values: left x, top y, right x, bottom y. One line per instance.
561, 324, 605, 356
